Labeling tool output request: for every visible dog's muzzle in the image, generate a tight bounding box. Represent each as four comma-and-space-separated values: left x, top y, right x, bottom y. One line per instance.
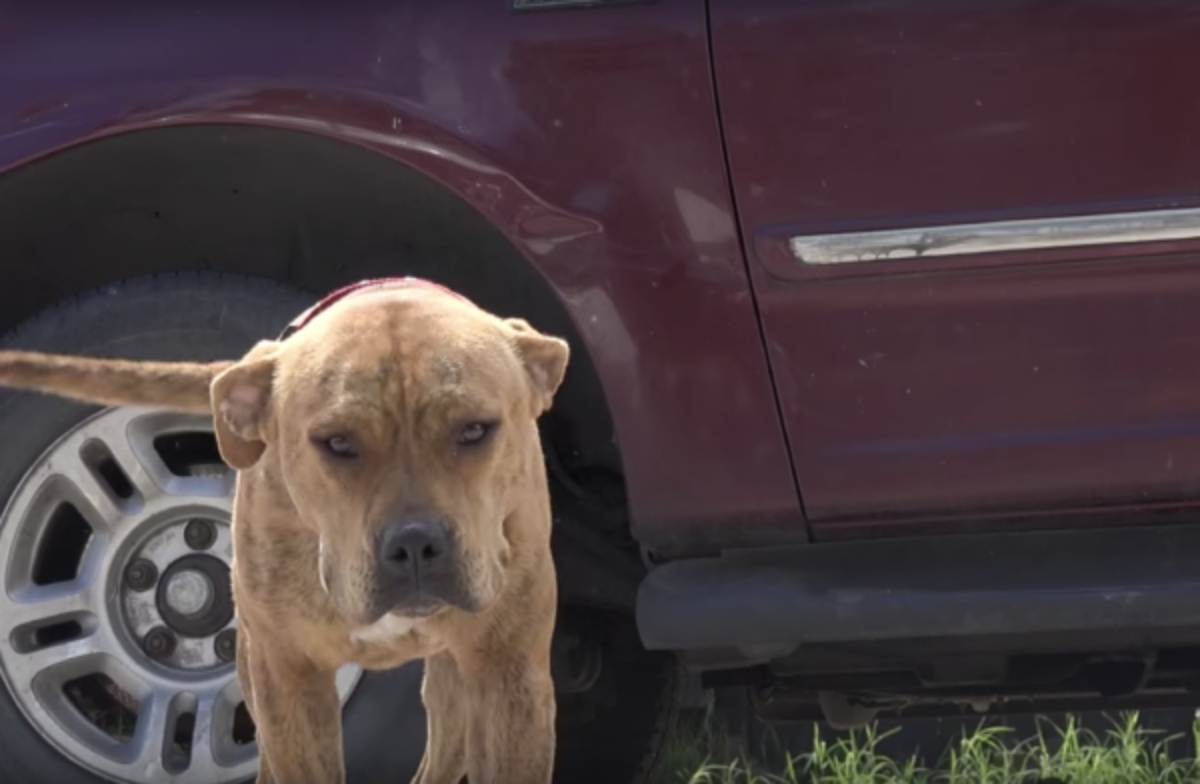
375, 518, 459, 617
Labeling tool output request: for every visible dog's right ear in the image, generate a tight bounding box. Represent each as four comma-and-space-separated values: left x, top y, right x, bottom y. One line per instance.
210, 340, 279, 470
503, 318, 570, 416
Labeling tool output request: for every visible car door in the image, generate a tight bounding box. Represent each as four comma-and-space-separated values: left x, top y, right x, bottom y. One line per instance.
711, 0, 1200, 535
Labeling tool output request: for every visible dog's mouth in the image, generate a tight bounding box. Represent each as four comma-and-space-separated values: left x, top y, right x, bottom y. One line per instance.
390, 595, 447, 619
363, 576, 473, 623
346, 594, 448, 628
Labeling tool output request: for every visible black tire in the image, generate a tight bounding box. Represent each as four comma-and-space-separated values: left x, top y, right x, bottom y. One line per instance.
553, 609, 680, 784
0, 273, 429, 783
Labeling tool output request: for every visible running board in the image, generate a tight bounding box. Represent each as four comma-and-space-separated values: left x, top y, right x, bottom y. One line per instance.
636, 524, 1200, 658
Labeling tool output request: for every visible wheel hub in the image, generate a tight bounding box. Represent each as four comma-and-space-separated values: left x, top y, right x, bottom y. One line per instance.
122, 519, 236, 672
164, 567, 214, 618
157, 555, 234, 640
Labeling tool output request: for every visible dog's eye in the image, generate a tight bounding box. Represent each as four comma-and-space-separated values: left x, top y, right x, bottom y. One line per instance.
318, 434, 359, 459
457, 422, 493, 448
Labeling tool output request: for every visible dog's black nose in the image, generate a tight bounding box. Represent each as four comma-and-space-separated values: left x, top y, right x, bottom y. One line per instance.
379, 519, 449, 575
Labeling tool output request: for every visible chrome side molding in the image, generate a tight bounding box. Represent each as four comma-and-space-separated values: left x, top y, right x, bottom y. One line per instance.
790, 207, 1200, 266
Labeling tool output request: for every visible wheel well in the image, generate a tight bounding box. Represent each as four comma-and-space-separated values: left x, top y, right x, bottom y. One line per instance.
0, 124, 626, 534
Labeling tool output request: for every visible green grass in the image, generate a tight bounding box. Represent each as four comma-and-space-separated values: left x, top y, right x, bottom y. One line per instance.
658, 712, 1200, 784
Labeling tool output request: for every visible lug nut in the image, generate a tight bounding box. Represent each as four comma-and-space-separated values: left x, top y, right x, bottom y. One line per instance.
215, 629, 237, 663
184, 519, 217, 551
124, 559, 158, 592
144, 627, 177, 660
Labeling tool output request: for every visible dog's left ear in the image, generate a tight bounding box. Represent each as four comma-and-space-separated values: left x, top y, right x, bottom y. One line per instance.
210, 340, 279, 469
504, 318, 570, 415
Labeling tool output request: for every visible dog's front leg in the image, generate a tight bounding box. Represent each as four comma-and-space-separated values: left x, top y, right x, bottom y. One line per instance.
411, 653, 468, 784
463, 654, 556, 784
236, 629, 274, 784
244, 639, 344, 784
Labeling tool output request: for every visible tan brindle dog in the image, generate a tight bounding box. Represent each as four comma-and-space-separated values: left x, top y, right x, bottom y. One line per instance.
0, 278, 569, 783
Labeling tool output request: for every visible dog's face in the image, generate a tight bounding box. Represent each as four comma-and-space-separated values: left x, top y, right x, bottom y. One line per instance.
209, 289, 568, 626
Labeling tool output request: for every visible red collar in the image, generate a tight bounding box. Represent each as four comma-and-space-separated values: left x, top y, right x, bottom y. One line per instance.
279, 277, 470, 340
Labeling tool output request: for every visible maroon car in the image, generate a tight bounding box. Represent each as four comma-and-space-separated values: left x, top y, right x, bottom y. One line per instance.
3, 1, 1200, 782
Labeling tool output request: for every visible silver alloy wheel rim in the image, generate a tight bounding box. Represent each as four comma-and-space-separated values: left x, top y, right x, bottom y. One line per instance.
0, 407, 361, 783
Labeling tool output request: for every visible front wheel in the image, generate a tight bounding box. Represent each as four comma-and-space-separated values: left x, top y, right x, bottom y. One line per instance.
0, 274, 386, 784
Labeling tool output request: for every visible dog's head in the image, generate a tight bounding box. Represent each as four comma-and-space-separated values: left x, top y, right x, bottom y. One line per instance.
209, 287, 568, 626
